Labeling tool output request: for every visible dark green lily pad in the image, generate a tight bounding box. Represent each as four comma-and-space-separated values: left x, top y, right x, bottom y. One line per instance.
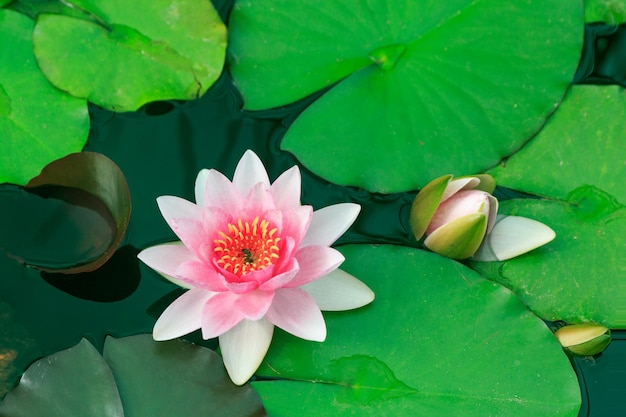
228, 0, 583, 192
0, 335, 266, 416
253, 245, 580, 416
471, 196, 626, 329
490, 86, 626, 202
1, 152, 131, 274
32, 0, 227, 112
0, 8, 88, 185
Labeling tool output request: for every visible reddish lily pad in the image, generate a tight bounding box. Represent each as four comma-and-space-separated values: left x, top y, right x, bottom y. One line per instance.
0, 8, 88, 185
32, 0, 227, 111
1, 152, 131, 274
228, 0, 583, 192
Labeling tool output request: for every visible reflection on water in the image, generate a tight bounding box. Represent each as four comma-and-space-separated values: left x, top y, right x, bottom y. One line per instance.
0, 184, 116, 270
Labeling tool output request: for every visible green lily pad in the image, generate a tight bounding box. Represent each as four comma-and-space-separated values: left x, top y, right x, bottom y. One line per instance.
253, 245, 580, 416
228, 0, 583, 192
471, 196, 626, 329
0, 8, 88, 185
0, 335, 266, 416
490, 85, 626, 202
32, 0, 227, 112
585, 0, 626, 23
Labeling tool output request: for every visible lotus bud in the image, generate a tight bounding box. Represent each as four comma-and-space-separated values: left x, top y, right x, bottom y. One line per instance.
410, 174, 497, 260
554, 323, 611, 356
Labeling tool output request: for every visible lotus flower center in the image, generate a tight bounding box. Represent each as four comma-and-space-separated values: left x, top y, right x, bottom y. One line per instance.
213, 216, 281, 277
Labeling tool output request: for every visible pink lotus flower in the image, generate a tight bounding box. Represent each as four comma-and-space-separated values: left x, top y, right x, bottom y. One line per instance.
138, 150, 374, 385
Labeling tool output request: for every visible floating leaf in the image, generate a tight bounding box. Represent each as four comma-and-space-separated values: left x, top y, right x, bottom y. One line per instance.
32, 0, 227, 111
0, 8, 88, 185
253, 245, 580, 416
228, 0, 583, 192
585, 0, 626, 23
0, 338, 124, 417
103, 335, 265, 417
0, 335, 266, 416
0, 152, 131, 274
471, 196, 626, 329
490, 85, 626, 202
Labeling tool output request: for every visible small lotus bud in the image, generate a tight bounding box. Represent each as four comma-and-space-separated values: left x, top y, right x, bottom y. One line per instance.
554, 323, 611, 356
410, 174, 497, 259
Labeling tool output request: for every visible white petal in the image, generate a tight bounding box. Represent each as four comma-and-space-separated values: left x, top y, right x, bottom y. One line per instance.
156, 196, 202, 227
194, 169, 210, 207
442, 177, 480, 202
472, 215, 556, 261
233, 150, 270, 196
137, 241, 195, 289
203, 169, 243, 212
219, 318, 274, 386
153, 288, 214, 341
300, 269, 375, 311
270, 165, 301, 210
300, 203, 361, 247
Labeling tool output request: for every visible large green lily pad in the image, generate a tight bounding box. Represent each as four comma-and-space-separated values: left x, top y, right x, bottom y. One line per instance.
32, 0, 227, 112
490, 85, 626, 202
252, 245, 580, 416
472, 196, 626, 328
228, 0, 583, 192
585, 0, 626, 23
0, 335, 265, 416
0, 9, 88, 185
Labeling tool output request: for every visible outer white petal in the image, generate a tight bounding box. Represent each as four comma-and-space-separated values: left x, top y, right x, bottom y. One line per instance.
300, 203, 361, 247
233, 150, 270, 196
194, 169, 210, 207
219, 318, 274, 386
442, 177, 480, 202
300, 268, 375, 311
137, 241, 195, 289
153, 288, 214, 341
156, 196, 202, 226
270, 165, 301, 211
472, 215, 556, 262
203, 169, 243, 212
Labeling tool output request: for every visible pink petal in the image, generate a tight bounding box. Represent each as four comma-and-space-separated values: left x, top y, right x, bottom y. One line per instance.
242, 182, 276, 215
201, 290, 274, 339
175, 260, 227, 291
153, 288, 214, 341
280, 206, 313, 249
270, 166, 302, 210
265, 287, 326, 342
427, 190, 492, 235
259, 257, 299, 291
233, 150, 270, 196
203, 169, 243, 213
170, 217, 208, 256
201, 292, 244, 339
157, 195, 202, 226
287, 246, 344, 288
300, 203, 360, 247
219, 318, 274, 385
300, 269, 375, 311
194, 169, 210, 207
